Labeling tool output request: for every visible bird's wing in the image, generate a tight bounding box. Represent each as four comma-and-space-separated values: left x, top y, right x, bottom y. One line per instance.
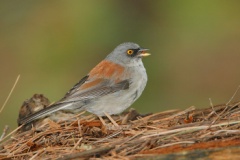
60, 75, 89, 100
19, 76, 130, 125
58, 77, 130, 104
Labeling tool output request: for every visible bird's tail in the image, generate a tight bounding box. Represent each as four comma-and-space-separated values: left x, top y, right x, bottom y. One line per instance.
18, 103, 72, 125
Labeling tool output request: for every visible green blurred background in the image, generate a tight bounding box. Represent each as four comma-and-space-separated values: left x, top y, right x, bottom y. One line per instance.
1, 1, 240, 131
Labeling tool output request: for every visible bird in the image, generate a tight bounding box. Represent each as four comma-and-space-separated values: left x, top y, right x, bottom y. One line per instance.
19, 42, 150, 125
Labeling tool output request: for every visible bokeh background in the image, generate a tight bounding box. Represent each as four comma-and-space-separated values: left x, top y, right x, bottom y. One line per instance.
1, 1, 240, 131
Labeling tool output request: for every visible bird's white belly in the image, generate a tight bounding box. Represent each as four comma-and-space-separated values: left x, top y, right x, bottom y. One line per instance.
85, 65, 147, 116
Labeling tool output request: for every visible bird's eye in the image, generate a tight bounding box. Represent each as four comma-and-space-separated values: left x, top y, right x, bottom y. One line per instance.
127, 49, 134, 55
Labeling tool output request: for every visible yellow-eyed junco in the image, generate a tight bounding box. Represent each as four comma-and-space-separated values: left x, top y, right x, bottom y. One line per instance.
19, 42, 150, 125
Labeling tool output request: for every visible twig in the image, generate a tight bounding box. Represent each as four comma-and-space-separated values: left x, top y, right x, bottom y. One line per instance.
0, 125, 22, 144
29, 149, 46, 160
132, 109, 179, 124
152, 141, 195, 150
210, 105, 229, 126
4, 151, 39, 159
209, 98, 218, 116
58, 111, 86, 124
226, 85, 240, 105
0, 75, 20, 113
104, 112, 119, 127
77, 119, 82, 136
0, 125, 9, 141
222, 101, 240, 117
153, 106, 195, 123
209, 86, 240, 126
119, 130, 146, 146
141, 120, 240, 139
70, 137, 83, 152
98, 116, 107, 126
206, 98, 218, 119
93, 130, 122, 144
56, 145, 115, 160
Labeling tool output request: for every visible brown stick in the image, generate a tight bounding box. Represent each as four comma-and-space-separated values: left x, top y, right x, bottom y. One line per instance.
56, 145, 115, 160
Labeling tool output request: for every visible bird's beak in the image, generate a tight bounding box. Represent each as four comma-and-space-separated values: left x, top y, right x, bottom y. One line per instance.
138, 48, 151, 57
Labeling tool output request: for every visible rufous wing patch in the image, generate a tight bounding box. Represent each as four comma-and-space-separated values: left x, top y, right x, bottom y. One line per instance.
88, 60, 125, 81
80, 78, 103, 90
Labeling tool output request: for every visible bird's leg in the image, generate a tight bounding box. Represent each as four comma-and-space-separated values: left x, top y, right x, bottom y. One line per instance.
103, 112, 119, 127
98, 116, 107, 126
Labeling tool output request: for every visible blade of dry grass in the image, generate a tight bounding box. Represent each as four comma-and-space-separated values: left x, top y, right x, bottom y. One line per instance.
0, 125, 9, 141
0, 75, 20, 113
0, 125, 22, 144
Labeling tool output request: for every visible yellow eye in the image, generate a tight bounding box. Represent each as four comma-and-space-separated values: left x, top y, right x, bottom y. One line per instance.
127, 49, 134, 55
